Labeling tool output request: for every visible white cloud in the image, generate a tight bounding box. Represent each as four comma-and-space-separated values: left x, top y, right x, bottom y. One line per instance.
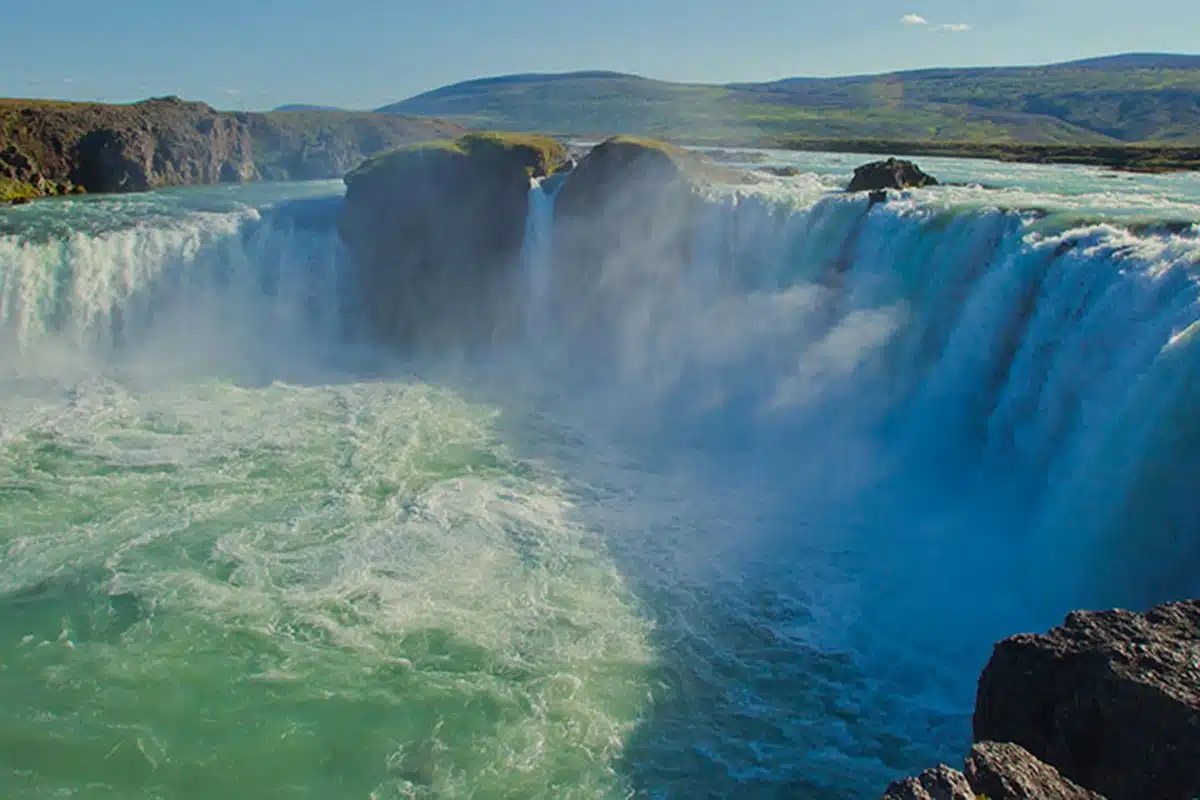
901, 13, 928, 25
939, 23, 972, 32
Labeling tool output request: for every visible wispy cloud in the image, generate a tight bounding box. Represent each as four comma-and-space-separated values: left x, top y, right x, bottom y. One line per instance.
901, 13, 928, 25
225, 88, 242, 95
939, 23, 972, 32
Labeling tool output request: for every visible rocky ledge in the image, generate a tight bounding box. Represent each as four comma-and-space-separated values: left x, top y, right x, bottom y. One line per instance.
338, 132, 570, 349
0, 96, 463, 202
338, 133, 743, 351
884, 599, 1200, 800
847, 157, 939, 193
552, 136, 744, 339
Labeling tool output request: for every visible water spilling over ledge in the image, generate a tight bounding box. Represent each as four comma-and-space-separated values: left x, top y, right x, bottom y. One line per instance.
0, 146, 1198, 797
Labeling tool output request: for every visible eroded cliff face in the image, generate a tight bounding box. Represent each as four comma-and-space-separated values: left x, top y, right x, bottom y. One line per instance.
0, 96, 465, 201
1, 97, 256, 197
71, 100, 258, 193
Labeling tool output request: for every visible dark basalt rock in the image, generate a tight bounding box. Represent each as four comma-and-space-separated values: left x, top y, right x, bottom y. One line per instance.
71, 101, 258, 193
974, 600, 1200, 800
0, 98, 464, 201
757, 165, 803, 177
338, 132, 569, 350
882, 765, 976, 800
552, 136, 739, 343
848, 158, 939, 193
881, 744, 1103, 800
965, 742, 1104, 800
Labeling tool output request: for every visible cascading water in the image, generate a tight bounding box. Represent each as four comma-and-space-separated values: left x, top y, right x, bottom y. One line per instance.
521, 174, 563, 338
1, 160, 1198, 799
0, 190, 356, 380
502, 178, 1200, 795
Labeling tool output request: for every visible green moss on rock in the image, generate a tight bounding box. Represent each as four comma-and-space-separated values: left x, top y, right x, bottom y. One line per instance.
338, 131, 568, 349
549, 136, 744, 340
0, 177, 38, 203
346, 131, 569, 187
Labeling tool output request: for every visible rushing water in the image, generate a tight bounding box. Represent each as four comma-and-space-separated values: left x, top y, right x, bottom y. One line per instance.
1, 158, 1198, 799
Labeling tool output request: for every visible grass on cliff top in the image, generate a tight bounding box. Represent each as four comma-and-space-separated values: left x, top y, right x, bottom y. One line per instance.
599, 135, 750, 185
777, 136, 1200, 172
346, 131, 568, 183
0, 178, 38, 203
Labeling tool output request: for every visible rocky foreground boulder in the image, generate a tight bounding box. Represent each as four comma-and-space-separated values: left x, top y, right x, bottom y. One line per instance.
847, 157, 939, 193
338, 132, 569, 348
882, 764, 976, 800
975, 600, 1200, 800
884, 743, 1105, 799
884, 599, 1200, 799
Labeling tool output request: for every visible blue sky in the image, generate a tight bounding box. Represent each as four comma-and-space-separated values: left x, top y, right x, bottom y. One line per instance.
2, 0, 1197, 110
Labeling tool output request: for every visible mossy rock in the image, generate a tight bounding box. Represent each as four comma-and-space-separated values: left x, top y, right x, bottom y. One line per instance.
346, 132, 569, 188
339, 131, 568, 350
556, 136, 742, 216
0, 177, 39, 204
550, 136, 741, 341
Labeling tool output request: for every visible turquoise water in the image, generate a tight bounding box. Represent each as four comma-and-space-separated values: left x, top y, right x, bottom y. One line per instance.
1, 161, 1198, 798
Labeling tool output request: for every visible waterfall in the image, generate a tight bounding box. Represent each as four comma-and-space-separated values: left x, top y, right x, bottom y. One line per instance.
520, 175, 564, 338
3, 173, 1198, 797
517, 186, 1200, 612
0, 194, 355, 377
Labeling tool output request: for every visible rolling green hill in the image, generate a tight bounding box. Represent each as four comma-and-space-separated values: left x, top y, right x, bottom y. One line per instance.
377, 54, 1200, 146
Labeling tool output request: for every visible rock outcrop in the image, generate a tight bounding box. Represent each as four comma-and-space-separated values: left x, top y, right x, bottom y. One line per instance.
884, 599, 1200, 800
758, 165, 803, 177
551, 136, 741, 340
847, 158, 939, 193
882, 744, 1099, 800
882, 765, 976, 800
70, 98, 258, 193
337, 132, 569, 349
1, 97, 257, 197
964, 743, 1104, 800
0, 97, 464, 202
974, 600, 1200, 800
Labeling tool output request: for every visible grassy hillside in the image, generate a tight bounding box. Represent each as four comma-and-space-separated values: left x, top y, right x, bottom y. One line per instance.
379, 54, 1200, 146
246, 109, 463, 180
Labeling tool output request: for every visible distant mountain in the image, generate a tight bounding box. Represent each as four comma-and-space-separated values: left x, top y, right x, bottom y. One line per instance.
376, 54, 1200, 145
273, 104, 343, 112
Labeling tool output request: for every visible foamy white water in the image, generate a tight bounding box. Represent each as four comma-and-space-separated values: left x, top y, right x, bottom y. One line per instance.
1, 160, 1198, 798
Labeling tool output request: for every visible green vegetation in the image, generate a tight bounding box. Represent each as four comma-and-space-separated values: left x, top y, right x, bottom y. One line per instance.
599, 135, 748, 184
246, 109, 463, 180
779, 137, 1200, 173
0, 177, 38, 203
377, 56, 1200, 156
346, 131, 569, 185
457, 131, 569, 172
605, 134, 686, 155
